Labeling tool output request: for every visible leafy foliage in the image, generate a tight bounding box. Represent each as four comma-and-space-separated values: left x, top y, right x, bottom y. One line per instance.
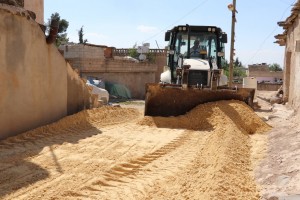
128, 43, 138, 59
222, 57, 247, 79
48, 12, 69, 47
146, 52, 156, 63
269, 63, 282, 72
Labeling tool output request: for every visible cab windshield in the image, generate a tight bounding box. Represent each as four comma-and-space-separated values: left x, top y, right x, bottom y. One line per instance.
174, 32, 217, 60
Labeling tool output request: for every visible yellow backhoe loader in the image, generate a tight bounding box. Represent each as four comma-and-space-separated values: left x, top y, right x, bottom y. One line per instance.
144, 25, 254, 117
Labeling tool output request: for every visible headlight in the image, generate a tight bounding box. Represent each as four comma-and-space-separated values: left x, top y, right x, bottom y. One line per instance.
212, 28, 216, 32
208, 27, 212, 32
167, 50, 175, 55
182, 26, 187, 31
179, 27, 182, 31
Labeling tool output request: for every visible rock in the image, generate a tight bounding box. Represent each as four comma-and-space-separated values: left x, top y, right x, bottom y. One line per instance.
270, 96, 282, 105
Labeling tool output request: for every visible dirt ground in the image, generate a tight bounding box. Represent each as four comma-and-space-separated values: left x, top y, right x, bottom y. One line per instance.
0, 91, 299, 200
253, 91, 300, 200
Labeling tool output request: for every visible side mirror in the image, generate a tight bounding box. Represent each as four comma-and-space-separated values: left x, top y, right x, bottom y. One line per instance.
221, 33, 227, 43
165, 31, 171, 41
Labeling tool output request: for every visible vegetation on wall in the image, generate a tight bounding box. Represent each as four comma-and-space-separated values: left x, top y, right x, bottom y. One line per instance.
47, 12, 69, 47
128, 44, 139, 59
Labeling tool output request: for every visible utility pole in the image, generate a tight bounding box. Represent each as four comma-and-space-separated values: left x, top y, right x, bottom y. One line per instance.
228, 0, 236, 88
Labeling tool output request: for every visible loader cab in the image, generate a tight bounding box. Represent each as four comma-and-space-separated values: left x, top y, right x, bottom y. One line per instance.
165, 25, 227, 83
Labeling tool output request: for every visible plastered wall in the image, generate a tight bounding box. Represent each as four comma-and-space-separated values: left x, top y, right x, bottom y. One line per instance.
0, 5, 91, 140
284, 15, 300, 110
24, 0, 44, 24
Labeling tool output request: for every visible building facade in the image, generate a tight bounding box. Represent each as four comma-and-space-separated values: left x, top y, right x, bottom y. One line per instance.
59, 43, 166, 99
275, 0, 300, 110
248, 63, 283, 83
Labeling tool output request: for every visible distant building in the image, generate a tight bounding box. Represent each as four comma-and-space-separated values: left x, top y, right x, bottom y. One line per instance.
248, 63, 283, 83
275, 0, 300, 109
58, 43, 165, 99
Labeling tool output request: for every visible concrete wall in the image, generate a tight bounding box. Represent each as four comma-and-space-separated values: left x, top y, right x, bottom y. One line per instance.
24, 0, 44, 24
0, 5, 91, 140
81, 59, 158, 99
233, 83, 282, 91
60, 43, 106, 60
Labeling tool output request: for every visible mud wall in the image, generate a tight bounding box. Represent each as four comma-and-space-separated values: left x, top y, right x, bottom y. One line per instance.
0, 5, 90, 140
284, 15, 300, 110
24, 0, 44, 24
67, 67, 91, 115
0, 0, 24, 7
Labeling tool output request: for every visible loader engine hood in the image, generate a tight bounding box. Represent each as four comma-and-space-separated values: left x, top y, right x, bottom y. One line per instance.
183, 58, 210, 70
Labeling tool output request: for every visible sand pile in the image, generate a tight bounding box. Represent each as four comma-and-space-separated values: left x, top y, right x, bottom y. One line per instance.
140, 100, 271, 199
0, 100, 272, 200
0, 106, 139, 145
139, 100, 270, 133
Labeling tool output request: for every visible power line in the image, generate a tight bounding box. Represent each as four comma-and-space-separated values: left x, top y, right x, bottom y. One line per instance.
246, 0, 296, 64
141, 0, 210, 44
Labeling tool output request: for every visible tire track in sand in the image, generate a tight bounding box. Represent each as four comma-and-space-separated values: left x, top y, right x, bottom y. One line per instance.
60, 130, 210, 199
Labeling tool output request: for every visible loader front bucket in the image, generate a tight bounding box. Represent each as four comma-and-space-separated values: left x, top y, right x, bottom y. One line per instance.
144, 83, 255, 117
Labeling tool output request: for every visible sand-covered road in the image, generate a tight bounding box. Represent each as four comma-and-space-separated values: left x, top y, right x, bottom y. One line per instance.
0, 100, 271, 200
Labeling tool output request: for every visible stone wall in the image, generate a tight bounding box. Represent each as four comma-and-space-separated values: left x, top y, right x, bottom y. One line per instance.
0, 0, 24, 7
0, 5, 91, 140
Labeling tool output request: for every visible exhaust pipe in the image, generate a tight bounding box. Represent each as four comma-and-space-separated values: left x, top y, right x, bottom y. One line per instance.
46, 19, 59, 44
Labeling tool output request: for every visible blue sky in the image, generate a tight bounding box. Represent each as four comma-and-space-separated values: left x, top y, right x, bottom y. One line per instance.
44, 0, 296, 67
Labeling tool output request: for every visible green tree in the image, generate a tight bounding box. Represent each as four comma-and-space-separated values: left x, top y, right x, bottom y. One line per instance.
222, 58, 247, 81
146, 52, 156, 63
233, 67, 247, 77
269, 63, 282, 72
48, 12, 69, 46
234, 57, 243, 68
128, 43, 138, 59
78, 26, 88, 44
222, 59, 230, 77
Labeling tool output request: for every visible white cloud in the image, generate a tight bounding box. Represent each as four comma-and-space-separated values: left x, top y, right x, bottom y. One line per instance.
137, 25, 158, 33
